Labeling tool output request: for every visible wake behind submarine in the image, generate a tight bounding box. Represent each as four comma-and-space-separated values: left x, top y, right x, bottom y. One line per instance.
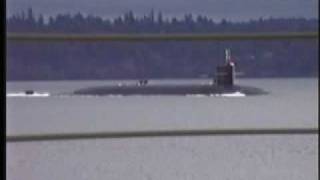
73, 49, 267, 96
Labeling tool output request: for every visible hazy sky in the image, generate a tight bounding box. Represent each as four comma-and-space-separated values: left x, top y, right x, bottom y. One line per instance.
6, 0, 319, 21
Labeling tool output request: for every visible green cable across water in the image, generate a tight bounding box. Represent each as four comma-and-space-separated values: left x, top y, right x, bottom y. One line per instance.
7, 128, 318, 142
7, 32, 318, 42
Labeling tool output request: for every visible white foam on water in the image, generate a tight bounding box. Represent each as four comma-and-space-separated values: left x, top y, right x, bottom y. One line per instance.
6, 91, 245, 98
7, 92, 50, 98
216, 91, 246, 97
186, 92, 246, 98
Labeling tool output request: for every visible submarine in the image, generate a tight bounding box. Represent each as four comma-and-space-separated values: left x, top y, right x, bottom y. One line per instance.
73, 49, 267, 96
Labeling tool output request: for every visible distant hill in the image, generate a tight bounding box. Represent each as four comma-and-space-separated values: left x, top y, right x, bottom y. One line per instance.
6, 9, 319, 80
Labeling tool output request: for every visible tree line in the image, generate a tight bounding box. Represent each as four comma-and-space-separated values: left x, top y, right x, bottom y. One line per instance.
6, 8, 319, 80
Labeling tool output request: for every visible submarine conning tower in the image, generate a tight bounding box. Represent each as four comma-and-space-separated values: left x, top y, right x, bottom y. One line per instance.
214, 49, 235, 87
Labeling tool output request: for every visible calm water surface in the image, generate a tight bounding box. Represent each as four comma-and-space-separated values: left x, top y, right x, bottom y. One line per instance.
6, 78, 318, 180
6, 78, 318, 135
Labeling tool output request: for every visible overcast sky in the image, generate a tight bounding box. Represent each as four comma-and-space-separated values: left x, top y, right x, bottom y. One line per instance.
6, 0, 319, 21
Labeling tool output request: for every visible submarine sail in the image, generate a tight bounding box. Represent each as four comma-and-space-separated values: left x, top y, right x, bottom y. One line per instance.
214, 49, 235, 87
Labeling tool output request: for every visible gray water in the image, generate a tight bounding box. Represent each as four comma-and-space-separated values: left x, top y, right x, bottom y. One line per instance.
6, 78, 318, 180
6, 78, 318, 135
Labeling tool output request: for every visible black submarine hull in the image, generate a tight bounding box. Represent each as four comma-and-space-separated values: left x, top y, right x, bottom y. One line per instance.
73, 84, 267, 96
73, 49, 263, 96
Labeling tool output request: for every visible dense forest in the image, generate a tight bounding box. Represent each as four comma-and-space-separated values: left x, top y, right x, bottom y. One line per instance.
6, 8, 319, 80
